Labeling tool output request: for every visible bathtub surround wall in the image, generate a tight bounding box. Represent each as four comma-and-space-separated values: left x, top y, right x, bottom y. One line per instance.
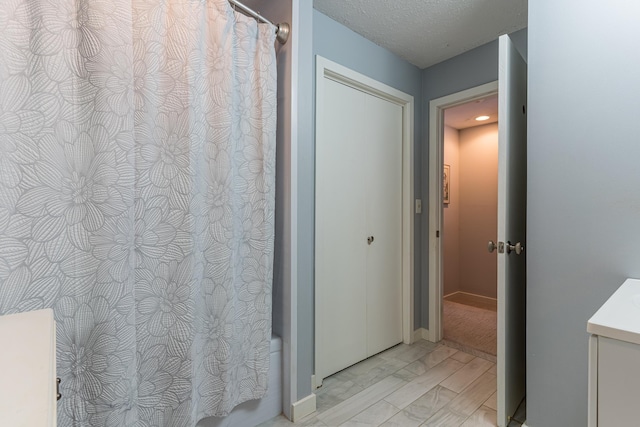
0, 0, 277, 425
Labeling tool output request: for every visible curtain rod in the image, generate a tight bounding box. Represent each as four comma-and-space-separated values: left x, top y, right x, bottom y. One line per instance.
228, 0, 290, 44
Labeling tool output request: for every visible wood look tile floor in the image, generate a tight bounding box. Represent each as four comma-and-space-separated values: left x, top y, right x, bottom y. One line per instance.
258, 340, 525, 427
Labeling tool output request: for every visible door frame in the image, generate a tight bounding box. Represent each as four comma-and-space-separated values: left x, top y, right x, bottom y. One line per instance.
427, 81, 499, 342
314, 56, 415, 383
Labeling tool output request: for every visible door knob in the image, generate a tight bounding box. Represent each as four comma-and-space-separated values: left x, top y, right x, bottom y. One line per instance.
489, 241, 506, 253
506, 241, 524, 255
367, 236, 374, 245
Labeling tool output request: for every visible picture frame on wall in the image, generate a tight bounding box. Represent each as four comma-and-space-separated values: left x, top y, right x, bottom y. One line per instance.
443, 164, 450, 204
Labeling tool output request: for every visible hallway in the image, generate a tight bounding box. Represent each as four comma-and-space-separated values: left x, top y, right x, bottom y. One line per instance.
442, 293, 497, 361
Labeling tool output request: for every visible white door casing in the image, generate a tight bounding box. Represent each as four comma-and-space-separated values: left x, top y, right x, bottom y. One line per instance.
496, 34, 527, 427
315, 56, 414, 383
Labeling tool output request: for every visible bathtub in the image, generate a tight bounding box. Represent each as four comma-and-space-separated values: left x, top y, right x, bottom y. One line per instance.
197, 335, 283, 427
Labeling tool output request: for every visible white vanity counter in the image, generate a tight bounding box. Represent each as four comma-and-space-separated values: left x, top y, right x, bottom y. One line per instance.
588, 278, 640, 344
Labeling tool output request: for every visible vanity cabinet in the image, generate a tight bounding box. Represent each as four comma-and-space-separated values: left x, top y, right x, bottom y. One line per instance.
587, 278, 640, 427
0, 309, 57, 426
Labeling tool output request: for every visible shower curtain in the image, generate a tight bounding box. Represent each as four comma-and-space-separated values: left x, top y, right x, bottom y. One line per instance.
0, 0, 276, 425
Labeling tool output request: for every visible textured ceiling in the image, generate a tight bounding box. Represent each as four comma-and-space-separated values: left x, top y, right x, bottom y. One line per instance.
313, 0, 527, 69
445, 95, 498, 130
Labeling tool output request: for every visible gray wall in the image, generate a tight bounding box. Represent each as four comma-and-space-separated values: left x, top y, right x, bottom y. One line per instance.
527, 2, 640, 425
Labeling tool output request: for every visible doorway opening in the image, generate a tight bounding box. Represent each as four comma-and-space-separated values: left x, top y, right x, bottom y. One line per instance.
427, 35, 527, 427
441, 95, 499, 359
428, 81, 498, 344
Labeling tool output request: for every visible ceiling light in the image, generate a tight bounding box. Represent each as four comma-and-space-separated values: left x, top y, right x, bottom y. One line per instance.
475, 115, 490, 121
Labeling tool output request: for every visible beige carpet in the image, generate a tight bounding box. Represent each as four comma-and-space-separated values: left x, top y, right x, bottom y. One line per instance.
443, 300, 496, 359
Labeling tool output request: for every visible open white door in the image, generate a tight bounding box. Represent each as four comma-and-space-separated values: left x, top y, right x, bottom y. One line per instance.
496, 35, 527, 426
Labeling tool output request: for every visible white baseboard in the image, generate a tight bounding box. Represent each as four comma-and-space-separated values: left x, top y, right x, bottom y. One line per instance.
413, 328, 430, 342
445, 291, 497, 303
291, 393, 316, 422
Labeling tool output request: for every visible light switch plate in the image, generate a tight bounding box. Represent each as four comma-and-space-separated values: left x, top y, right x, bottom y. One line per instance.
415, 199, 422, 214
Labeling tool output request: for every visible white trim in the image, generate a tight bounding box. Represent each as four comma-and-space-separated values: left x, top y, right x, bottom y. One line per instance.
314, 56, 415, 381
413, 328, 430, 342
588, 335, 598, 427
284, 0, 301, 420
427, 81, 499, 343
291, 393, 317, 422
522, 423, 529, 427
444, 291, 498, 304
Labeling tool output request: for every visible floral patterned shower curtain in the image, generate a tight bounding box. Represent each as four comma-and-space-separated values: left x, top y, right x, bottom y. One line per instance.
0, 0, 277, 425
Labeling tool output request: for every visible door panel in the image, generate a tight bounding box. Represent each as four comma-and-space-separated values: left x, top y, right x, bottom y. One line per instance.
316, 78, 368, 380
497, 34, 528, 426
365, 93, 403, 356
316, 78, 404, 381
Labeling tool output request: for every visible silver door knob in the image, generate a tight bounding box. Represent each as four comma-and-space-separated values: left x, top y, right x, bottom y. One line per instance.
488, 240, 497, 253
506, 241, 524, 255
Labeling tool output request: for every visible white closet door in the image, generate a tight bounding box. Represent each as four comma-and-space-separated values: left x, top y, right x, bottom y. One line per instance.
316, 78, 368, 379
364, 93, 403, 356
316, 77, 404, 381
